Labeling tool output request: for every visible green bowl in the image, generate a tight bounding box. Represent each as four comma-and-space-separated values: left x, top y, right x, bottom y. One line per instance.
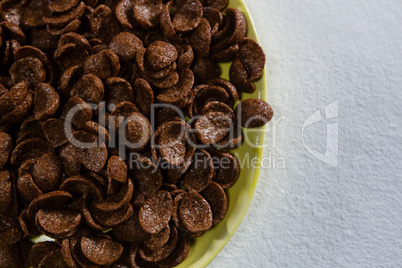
30, 1, 267, 266
178, 1, 267, 267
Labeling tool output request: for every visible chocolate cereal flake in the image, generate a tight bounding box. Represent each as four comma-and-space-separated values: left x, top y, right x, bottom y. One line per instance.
41, 118, 69, 148
32, 152, 63, 192
133, 78, 154, 117
84, 49, 121, 81
17, 173, 43, 202
201, 181, 227, 225
133, 0, 164, 29
81, 236, 124, 266
180, 149, 214, 192
211, 150, 239, 189
195, 111, 233, 144
33, 83, 60, 121
178, 191, 212, 233
35, 208, 81, 238
139, 225, 178, 262
139, 190, 173, 234
109, 32, 143, 63
173, 0, 203, 33
115, 0, 137, 30
235, 98, 274, 128
142, 224, 171, 251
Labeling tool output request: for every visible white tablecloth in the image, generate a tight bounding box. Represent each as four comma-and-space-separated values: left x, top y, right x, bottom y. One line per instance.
209, 0, 402, 267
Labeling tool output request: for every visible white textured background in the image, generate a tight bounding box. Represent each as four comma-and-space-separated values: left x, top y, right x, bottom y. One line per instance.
210, 0, 402, 267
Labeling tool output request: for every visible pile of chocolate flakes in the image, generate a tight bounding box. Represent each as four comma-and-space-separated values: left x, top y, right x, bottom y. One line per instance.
0, 0, 274, 267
